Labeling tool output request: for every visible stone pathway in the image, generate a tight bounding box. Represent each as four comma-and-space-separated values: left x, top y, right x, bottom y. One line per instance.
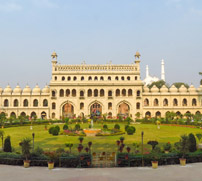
1, 163, 202, 181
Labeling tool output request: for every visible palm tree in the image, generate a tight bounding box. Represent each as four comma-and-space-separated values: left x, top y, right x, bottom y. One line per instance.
0, 130, 4, 149
19, 138, 32, 161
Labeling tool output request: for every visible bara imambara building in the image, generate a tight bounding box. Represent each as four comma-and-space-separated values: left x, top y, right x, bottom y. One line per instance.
0, 52, 202, 120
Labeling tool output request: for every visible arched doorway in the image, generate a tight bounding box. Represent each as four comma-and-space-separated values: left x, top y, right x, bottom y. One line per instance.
41, 112, 47, 119
118, 102, 130, 118
90, 103, 102, 118
63, 103, 74, 118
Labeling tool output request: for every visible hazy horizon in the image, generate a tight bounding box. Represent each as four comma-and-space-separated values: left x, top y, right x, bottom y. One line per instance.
0, 0, 202, 89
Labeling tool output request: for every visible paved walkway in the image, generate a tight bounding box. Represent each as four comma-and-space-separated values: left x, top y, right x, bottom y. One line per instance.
1, 163, 202, 181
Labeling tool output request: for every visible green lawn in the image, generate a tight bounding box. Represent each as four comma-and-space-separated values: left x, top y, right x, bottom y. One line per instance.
1, 123, 202, 153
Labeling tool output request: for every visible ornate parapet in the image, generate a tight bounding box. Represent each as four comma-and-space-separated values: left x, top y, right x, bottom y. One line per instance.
54, 64, 138, 72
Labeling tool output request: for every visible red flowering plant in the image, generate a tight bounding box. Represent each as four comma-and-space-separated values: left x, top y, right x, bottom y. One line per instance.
44, 151, 58, 163
163, 142, 172, 152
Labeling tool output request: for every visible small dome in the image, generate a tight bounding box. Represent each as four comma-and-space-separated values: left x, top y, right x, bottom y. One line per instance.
32, 84, 41, 94
0, 87, 3, 93
4, 85, 12, 94
150, 85, 159, 93
42, 85, 50, 93
23, 85, 31, 94
197, 85, 202, 92
51, 51, 58, 58
143, 85, 150, 92
169, 85, 178, 92
188, 85, 196, 92
179, 85, 188, 93
160, 85, 169, 92
13, 84, 22, 94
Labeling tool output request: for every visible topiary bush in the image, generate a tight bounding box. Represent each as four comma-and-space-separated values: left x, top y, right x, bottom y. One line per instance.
52, 128, 59, 136
125, 125, 129, 131
49, 127, 55, 134
103, 124, 108, 129
188, 133, 197, 152
63, 124, 68, 130
3, 136, 12, 152
126, 126, 136, 135
114, 124, 120, 130
75, 124, 80, 131
147, 141, 158, 150
55, 125, 60, 133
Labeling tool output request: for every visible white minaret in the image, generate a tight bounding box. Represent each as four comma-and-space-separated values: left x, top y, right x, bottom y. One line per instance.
146, 65, 149, 78
161, 59, 165, 81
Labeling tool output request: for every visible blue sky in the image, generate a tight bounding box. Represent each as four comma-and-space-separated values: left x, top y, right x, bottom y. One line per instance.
0, 0, 202, 88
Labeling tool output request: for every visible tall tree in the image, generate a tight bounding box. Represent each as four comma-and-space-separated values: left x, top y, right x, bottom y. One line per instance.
172, 82, 189, 89
148, 80, 168, 89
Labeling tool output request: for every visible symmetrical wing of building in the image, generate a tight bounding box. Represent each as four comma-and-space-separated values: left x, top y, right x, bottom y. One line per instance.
0, 52, 202, 119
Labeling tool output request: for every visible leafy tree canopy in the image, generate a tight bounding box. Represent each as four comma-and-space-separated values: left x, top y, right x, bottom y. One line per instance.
172, 82, 189, 89
148, 80, 168, 89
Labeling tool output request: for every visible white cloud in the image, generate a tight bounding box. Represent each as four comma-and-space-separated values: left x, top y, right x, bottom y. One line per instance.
0, 2, 22, 12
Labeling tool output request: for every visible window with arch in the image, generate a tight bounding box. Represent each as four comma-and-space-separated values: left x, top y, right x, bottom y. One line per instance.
154, 99, 159, 106
88, 89, 92, 97
59, 89, 64, 97
62, 76, 65, 81
116, 89, 120, 97
135, 76, 138, 80
80, 102, 84, 110
4, 99, 9, 107
182, 98, 187, 106
127, 76, 130, 81
52, 102, 56, 109
94, 89, 98, 97
43, 99, 48, 107
66, 89, 70, 97
122, 89, 126, 96
67, 76, 71, 81
192, 98, 197, 106
115, 76, 119, 80
73, 76, 77, 81
156, 111, 161, 118
163, 99, 168, 106
128, 89, 132, 96
144, 99, 149, 106
33, 99, 38, 107
14, 99, 19, 107
136, 102, 140, 109
121, 76, 124, 81
108, 76, 111, 81
88, 76, 92, 81
108, 90, 112, 97
54, 76, 57, 81
100, 89, 104, 97
94, 76, 98, 81
173, 98, 178, 106
108, 102, 112, 110
52, 90, 56, 97
137, 90, 141, 97
81, 76, 84, 81
72, 89, 76, 97
145, 111, 151, 118
23, 99, 28, 107
80, 90, 84, 97
100, 76, 104, 81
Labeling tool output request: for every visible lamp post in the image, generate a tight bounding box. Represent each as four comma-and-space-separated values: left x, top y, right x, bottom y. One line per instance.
141, 131, 144, 167
32, 132, 35, 152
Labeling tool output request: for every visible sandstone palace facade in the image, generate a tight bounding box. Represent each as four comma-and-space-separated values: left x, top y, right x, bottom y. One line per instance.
0, 52, 202, 120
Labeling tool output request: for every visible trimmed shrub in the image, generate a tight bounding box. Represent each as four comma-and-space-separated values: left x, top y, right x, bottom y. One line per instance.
55, 125, 60, 132
126, 126, 136, 135
114, 124, 120, 130
147, 141, 158, 150
75, 124, 80, 131
49, 127, 55, 134
188, 133, 197, 152
3, 136, 12, 152
125, 125, 129, 131
103, 125, 108, 129
52, 128, 59, 136
63, 124, 68, 130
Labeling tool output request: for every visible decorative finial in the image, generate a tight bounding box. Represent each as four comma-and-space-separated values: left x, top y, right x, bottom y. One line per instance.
135, 51, 141, 59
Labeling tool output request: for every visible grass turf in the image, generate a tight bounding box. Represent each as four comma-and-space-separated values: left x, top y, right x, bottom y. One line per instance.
1, 123, 202, 153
